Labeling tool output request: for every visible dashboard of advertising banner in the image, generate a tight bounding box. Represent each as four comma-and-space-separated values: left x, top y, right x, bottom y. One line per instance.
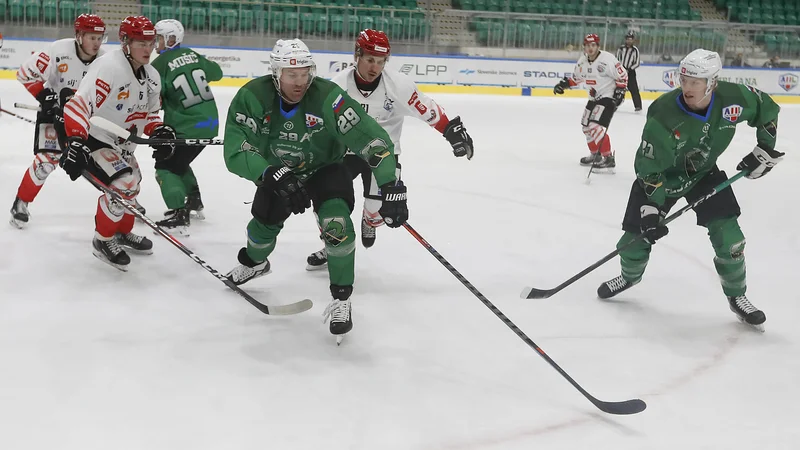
1, 38, 798, 96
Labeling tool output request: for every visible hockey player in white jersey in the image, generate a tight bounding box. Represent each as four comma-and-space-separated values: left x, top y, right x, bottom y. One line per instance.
9, 14, 107, 229
59, 16, 170, 271
553, 33, 628, 171
306, 29, 474, 270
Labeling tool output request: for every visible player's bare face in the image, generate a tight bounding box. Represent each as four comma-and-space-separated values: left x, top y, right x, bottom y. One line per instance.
680, 75, 713, 110
280, 67, 312, 104
79, 32, 104, 57
128, 38, 156, 67
584, 43, 599, 59
357, 54, 387, 82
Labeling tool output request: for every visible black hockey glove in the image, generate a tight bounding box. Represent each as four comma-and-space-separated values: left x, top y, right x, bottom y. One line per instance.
54, 88, 76, 149
379, 181, 408, 228
443, 116, 474, 160
36, 88, 59, 117
736, 145, 785, 179
60, 137, 92, 181
553, 77, 570, 95
260, 166, 311, 215
613, 87, 626, 107
149, 124, 177, 161
640, 203, 668, 245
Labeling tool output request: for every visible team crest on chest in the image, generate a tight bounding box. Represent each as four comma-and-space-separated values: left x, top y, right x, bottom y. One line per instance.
305, 113, 323, 128
722, 104, 742, 122
384, 95, 394, 112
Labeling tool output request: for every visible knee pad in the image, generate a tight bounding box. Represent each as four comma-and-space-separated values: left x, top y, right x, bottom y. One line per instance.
318, 199, 356, 257
707, 217, 745, 262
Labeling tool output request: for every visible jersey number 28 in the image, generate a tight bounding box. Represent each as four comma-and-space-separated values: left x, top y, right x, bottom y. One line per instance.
173, 68, 214, 108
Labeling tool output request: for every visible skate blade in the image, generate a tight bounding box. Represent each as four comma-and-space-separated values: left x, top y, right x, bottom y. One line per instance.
336, 334, 345, 346
735, 316, 766, 333
92, 250, 129, 272
590, 167, 616, 174
190, 210, 205, 221
227, 268, 272, 286
122, 247, 154, 256
9, 216, 27, 229
306, 263, 328, 272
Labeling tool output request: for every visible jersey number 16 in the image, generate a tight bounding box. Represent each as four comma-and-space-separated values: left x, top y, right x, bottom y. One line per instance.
173, 68, 214, 108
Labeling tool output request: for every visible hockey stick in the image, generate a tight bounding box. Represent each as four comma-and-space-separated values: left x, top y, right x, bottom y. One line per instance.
90, 116, 223, 146
1, 104, 37, 124
521, 169, 749, 299
403, 222, 646, 415
14, 102, 40, 111
82, 172, 312, 316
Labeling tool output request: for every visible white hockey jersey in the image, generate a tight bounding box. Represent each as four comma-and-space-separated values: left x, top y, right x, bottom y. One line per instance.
569, 50, 628, 101
17, 38, 105, 98
64, 48, 162, 154
330, 66, 450, 155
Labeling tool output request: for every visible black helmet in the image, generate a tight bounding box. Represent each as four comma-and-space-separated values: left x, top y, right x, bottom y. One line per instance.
625, 30, 635, 39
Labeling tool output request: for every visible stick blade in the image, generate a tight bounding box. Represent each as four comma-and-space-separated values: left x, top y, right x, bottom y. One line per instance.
263, 298, 314, 316
89, 115, 132, 140
520, 286, 555, 299
592, 398, 647, 415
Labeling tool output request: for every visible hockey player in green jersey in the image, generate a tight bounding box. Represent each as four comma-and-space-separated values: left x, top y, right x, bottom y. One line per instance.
151, 19, 222, 235
222, 39, 408, 341
597, 49, 785, 332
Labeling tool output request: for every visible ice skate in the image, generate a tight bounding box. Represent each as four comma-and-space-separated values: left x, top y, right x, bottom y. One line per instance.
133, 199, 146, 215
597, 275, 639, 299
186, 187, 205, 220
156, 208, 190, 236
323, 285, 353, 345
306, 248, 327, 271
9, 197, 29, 229
92, 236, 131, 271
591, 154, 616, 174
115, 232, 154, 255
727, 295, 766, 332
579, 152, 602, 166
226, 247, 271, 285
361, 217, 376, 248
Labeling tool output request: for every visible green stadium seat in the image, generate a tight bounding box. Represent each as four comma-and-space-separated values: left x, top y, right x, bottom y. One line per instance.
176, 5, 191, 24
360, 15, 373, 30
761, 11, 774, 24
473, 0, 486, 11
142, 3, 158, 22
677, 7, 689, 20
300, 11, 314, 31
312, 12, 327, 33
269, 10, 284, 32
9, 0, 22, 20
330, 14, 343, 35
42, 0, 56, 23
345, 14, 358, 34
0, 0, 7, 21
486, 0, 500, 11
374, 16, 389, 32
208, 7, 222, 31
24, 0, 40, 21
389, 16, 402, 38
240, 8, 254, 30
159, 6, 174, 21
190, 7, 206, 31
223, 8, 238, 31
75, 0, 89, 14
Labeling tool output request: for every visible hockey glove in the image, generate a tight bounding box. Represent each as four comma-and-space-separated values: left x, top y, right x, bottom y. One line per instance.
149, 124, 177, 161
379, 181, 408, 228
260, 166, 311, 215
54, 88, 76, 150
36, 88, 59, 117
60, 137, 92, 181
640, 203, 668, 245
553, 77, 570, 95
613, 87, 626, 107
736, 145, 785, 179
443, 116, 474, 160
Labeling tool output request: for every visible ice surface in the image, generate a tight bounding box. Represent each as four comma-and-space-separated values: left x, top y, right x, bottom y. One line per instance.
0, 79, 798, 449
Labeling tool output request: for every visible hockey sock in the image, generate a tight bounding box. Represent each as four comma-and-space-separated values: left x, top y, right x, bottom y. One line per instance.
181, 166, 199, 193
245, 218, 281, 263
16, 152, 60, 203
318, 198, 356, 286
155, 168, 188, 210
708, 217, 747, 297
95, 195, 125, 239
617, 231, 652, 283
118, 212, 135, 235
598, 134, 612, 157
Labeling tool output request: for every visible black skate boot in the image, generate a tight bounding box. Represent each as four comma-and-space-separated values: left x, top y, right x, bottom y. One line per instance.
597, 275, 639, 299
133, 199, 146, 215
93, 236, 131, 271
592, 154, 616, 173
361, 217, 376, 248
306, 248, 328, 271
115, 232, 154, 255
323, 284, 353, 345
186, 187, 205, 220
727, 295, 766, 332
226, 247, 271, 285
156, 208, 190, 236
9, 197, 30, 229
579, 152, 602, 166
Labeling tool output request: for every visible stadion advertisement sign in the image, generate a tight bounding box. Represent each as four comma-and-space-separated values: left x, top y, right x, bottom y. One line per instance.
1, 39, 798, 95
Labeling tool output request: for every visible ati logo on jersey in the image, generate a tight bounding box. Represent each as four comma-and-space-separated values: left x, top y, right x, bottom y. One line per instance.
273, 148, 307, 169
722, 104, 742, 122
778, 73, 798, 92
305, 113, 323, 128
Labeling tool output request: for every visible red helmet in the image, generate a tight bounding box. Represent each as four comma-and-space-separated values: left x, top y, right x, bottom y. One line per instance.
74, 14, 106, 34
356, 29, 391, 57
119, 16, 156, 42
584, 33, 600, 46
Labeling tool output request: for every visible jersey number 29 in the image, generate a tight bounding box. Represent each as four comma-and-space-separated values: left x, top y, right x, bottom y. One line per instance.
337, 107, 361, 134
173, 68, 214, 108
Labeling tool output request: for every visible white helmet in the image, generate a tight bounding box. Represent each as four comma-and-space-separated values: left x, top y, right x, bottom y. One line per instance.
679, 49, 721, 97
155, 19, 184, 53
270, 38, 316, 101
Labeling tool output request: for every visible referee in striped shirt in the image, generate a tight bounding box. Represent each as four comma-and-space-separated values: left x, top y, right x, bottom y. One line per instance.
616, 31, 642, 111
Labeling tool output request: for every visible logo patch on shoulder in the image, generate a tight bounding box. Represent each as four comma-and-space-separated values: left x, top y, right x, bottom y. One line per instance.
722, 104, 742, 123
332, 94, 344, 113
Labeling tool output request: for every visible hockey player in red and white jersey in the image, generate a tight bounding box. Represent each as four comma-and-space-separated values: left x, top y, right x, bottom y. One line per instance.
553, 33, 628, 171
306, 29, 474, 270
9, 14, 107, 229
59, 16, 172, 271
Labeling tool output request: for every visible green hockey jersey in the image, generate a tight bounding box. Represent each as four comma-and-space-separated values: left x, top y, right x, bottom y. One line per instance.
223, 76, 397, 186
151, 47, 223, 139
635, 81, 780, 206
